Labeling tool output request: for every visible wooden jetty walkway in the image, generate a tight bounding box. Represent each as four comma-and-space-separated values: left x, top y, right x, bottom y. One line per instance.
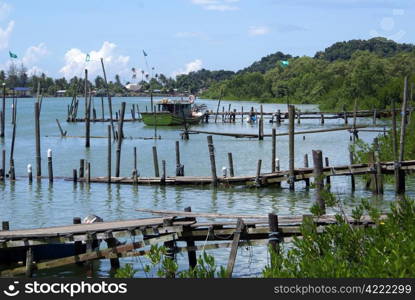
67, 159, 415, 187
0, 209, 384, 277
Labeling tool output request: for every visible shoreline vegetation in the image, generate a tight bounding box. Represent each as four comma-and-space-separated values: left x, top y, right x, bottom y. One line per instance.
2, 37, 414, 113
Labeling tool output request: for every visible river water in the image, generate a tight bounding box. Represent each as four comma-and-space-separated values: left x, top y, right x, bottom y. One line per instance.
0, 97, 412, 277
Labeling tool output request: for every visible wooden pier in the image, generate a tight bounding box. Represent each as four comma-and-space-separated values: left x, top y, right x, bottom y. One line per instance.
65, 159, 415, 187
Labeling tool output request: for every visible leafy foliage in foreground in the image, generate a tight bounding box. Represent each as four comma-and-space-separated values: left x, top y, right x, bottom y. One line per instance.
263, 199, 415, 278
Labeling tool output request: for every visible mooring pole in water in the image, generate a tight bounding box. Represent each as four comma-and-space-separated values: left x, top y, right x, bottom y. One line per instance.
241, 106, 244, 123
207, 136, 217, 186
255, 159, 262, 187
374, 138, 384, 195
100, 58, 115, 139
9, 159, 15, 181
268, 213, 280, 263
325, 157, 331, 188
2, 221, 9, 230
85, 69, 91, 148
27, 164, 32, 184
9, 120, 16, 177
152, 146, 160, 177
312, 150, 325, 214
228, 152, 234, 177
115, 102, 126, 178
297, 109, 301, 124
161, 160, 166, 184
0, 82, 5, 138
276, 109, 281, 125
47, 149, 53, 183
133, 146, 137, 172
288, 105, 295, 191
304, 154, 310, 188
271, 128, 276, 173
396, 76, 409, 195
175, 141, 184, 176
34, 102, 41, 178
1, 149, 5, 181
107, 125, 111, 183
258, 105, 264, 140
73, 169, 77, 184
86, 162, 91, 183
183, 207, 197, 269
79, 159, 85, 179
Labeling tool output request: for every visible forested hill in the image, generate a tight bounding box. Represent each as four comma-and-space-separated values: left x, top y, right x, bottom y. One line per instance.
238, 51, 292, 74
315, 37, 415, 61
201, 37, 415, 110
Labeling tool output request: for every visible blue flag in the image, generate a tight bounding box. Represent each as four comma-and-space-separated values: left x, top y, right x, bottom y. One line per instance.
143, 50, 148, 57
280, 60, 289, 67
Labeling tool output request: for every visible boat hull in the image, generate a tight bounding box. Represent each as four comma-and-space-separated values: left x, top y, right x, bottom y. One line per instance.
141, 112, 202, 126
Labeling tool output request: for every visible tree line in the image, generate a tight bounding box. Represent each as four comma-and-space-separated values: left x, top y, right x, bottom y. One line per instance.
201, 37, 415, 110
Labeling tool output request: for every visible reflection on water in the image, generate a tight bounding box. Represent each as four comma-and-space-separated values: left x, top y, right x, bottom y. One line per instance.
0, 97, 412, 277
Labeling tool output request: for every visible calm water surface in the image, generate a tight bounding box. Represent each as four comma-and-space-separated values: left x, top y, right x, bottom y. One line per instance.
0, 97, 412, 277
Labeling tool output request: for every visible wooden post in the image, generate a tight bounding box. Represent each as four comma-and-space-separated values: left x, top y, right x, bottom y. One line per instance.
241, 106, 244, 123
55, 119, 67, 137
106, 232, 120, 269
115, 102, 126, 177
325, 157, 331, 187
373, 109, 377, 125
85, 69, 91, 148
73, 169, 77, 183
268, 213, 281, 266
27, 164, 33, 183
25, 247, 34, 277
320, 113, 324, 124
312, 150, 325, 213
304, 154, 310, 188
73, 217, 83, 265
161, 160, 166, 184
396, 77, 409, 194
47, 149, 53, 183
276, 109, 281, 125
184, 207, 197, 269
272, 128, 276, 173
9, 120, 16, 176
107, 125, 111, 183
255, 159, 262, 187
100, 58, 115, 138
86, 162, 91, 183
133, 146, 137, 171
9, 159, 15, 181
228, 152, 234, 177
101, 96, 105, 120
2, 221, 9, 230
297, 109, 301, 124
275, 158, 281, 188
259, 105, 264, 140
79, 159, 85, 179
226, 218, 244, 278
207, 136, 217, 186
152, 146, 160, 177
175, 141, 184, 176
344, 111, 348, 125
349, 150, 355, 192
352, 98, 358, 141
214, 99, 221, 123
374, 138, 384, 194
0, 82, 5, 138
288, 105, 295, 190
1, 149, 5, 181
34, 102, 41, 178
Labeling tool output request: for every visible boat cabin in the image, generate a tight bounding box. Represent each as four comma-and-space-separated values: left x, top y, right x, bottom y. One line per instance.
156, 100, 192, 116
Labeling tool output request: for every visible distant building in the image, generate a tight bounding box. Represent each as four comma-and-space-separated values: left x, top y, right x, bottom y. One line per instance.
125, 83, 141, 92
56, 90, 67, 97
13, 87, 31, 97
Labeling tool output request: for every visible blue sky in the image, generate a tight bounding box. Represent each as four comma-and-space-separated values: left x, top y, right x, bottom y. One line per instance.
0, 0, 414, 82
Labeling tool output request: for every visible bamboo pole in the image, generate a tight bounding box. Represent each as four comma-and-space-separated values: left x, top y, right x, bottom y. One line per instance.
115, 102, 126, 177
288, 105, 295, 190
34, 102, 41, 178
207, 136, 217, 186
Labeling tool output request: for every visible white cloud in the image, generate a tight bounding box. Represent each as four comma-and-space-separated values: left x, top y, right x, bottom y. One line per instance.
21, 43, 48, 65
172, 59, 203, 77
59, 41, 131, 80
0, 20, 14, 49
191, 0, 239, 11
0, 2, 11, 20
248, 25, 270, 36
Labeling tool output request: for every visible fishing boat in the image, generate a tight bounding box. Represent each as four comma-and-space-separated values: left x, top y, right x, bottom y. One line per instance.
141, 97, 205, 126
